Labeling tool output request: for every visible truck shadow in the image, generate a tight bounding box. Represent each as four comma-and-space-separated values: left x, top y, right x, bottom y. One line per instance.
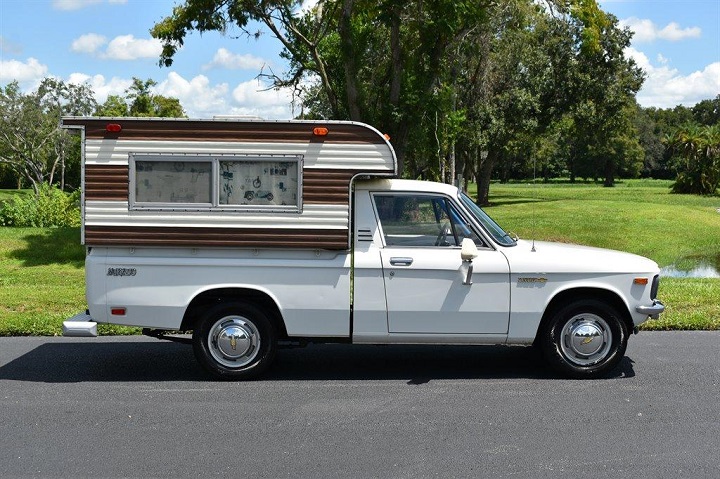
0, 340, 635, 383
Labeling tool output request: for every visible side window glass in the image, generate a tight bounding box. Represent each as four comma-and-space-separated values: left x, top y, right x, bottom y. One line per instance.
374, 194, 456, 247
447, 203, 486, 248
374, 194, 486, 248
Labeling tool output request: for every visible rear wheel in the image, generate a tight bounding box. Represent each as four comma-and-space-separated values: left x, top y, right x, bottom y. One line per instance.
192, 301, 277, 380
540, 299, 628, 379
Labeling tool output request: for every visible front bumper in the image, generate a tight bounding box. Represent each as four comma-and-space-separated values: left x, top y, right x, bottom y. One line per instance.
63, 311, 98, 337
636, 300, 665, 320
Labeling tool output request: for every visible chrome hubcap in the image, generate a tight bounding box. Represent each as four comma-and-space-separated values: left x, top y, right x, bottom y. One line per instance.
559, 313, 612, 366
208, 316, 260, 368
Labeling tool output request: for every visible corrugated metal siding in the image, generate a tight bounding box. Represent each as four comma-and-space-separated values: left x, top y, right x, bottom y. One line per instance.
85, 226, 349, 249
64, 118, 388, 145
85, 201, 349, 229
84, 139, 395, 171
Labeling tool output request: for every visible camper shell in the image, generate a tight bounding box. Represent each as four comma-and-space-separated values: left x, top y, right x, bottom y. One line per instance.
61, 117, 397, 250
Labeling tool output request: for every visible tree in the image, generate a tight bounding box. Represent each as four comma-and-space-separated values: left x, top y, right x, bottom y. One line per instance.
96, 95, 129, 116
95, 77, 186, 118
666, 123, 720, 195
0, 79, 96, 193
151, 0, 490, 174
692, 95, 720, 126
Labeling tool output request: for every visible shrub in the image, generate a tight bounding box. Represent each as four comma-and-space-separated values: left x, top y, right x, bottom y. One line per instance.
0, 185, 80, 227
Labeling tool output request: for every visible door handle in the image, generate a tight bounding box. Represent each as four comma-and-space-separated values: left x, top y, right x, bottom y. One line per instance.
390, 257, 414, 266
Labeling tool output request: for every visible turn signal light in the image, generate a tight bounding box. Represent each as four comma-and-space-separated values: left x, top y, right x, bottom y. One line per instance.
633, 278, 649, 285
313, 127, 329, 136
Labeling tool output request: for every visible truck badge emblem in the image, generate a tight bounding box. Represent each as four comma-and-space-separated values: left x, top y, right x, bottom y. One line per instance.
230, 337, 237, 351
107, 267, 137, 277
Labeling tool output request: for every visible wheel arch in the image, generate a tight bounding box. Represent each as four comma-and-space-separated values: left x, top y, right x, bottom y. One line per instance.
533, 287, 633, 346
181, 287, 288, 340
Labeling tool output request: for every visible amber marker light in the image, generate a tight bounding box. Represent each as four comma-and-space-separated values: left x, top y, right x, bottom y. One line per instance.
633, 277, 649, 285
106, 123, 122, 132
313, 127, 329, 136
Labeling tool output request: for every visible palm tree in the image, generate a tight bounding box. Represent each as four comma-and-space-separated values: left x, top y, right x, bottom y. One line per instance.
665, 123, 720, 195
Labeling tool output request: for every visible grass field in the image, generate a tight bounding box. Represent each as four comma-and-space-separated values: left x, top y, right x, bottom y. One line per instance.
0, 180, 718, 335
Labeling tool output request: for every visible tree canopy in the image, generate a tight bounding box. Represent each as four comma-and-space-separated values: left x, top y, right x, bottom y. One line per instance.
0, 78, 186, 192
152, 0, 649, 202
0, 79, 96, 193
96, 77, 186, 117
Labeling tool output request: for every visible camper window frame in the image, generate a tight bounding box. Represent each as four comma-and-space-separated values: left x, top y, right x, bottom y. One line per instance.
128, 153, 303, 213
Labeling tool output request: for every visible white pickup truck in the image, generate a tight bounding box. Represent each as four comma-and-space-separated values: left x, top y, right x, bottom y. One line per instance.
62, 117, 664, 379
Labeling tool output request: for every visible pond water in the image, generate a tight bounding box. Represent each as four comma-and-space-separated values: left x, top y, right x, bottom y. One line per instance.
660, 260, 720, 278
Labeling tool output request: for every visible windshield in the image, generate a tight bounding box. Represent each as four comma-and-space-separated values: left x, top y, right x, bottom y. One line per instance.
459, 192, 516, 247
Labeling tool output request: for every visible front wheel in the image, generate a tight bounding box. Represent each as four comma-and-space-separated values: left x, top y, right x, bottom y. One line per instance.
540, 299, 628, 379
192, 301, 277, 380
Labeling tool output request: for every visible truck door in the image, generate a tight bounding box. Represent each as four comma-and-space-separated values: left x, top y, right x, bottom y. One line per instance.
372, 192, 511, 335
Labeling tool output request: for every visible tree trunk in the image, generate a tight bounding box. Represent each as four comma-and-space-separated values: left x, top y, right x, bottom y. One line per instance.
603, 157, 615, 187
339, 0, 362, 121
477, 150, 495, 206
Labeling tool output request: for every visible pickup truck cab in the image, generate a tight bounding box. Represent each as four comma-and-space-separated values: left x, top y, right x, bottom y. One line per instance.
61, 117, 663, 379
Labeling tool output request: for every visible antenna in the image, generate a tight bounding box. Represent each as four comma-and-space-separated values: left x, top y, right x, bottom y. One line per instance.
531, 155, 537, 253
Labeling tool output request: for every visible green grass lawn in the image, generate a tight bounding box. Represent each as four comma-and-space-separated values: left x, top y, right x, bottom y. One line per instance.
0, 180, 718, 335
0, 188, 31, 203
0, 226, 138, 336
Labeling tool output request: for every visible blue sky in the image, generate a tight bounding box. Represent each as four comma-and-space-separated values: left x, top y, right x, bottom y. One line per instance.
1, 0, 718, 118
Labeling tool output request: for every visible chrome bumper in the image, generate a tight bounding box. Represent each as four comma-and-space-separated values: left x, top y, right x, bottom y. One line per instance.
636, 300, 665, 320
63, 311, 98, 337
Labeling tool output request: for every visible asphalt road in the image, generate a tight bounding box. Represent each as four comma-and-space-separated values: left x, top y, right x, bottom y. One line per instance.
1, 332, 719, 478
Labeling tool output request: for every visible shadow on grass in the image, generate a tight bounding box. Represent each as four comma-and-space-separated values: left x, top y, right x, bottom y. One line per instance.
8, 227, 84, 267
0, 339, 635, 383
484, 195, 556, 208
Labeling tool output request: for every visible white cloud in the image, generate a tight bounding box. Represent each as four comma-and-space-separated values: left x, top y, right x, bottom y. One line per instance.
52, 0, 125, 10
70, 34, 162, 61
156, 72, 230, 117
103, 35, 163, 60
620, 17, 702, 43
0, 57, 48, 83
203, 48, 267, 71
626, 47, 720, 108
66, 73, 132, 104
658, 22, 702, 42
231, 80, 296, 119
71, 33, 107, 54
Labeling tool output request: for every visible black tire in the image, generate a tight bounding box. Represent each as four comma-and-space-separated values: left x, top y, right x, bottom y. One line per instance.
540, 299, 628, 379
192, 301, 277, 380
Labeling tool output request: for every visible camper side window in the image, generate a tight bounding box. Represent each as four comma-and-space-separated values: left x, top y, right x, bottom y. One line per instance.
129, 154, 302, 212
219, 160, 299, 207
134, 160, 213, 205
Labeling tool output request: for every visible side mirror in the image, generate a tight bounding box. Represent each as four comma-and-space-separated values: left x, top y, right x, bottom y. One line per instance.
461, 238, 479, 261
460, 238, 478, 285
